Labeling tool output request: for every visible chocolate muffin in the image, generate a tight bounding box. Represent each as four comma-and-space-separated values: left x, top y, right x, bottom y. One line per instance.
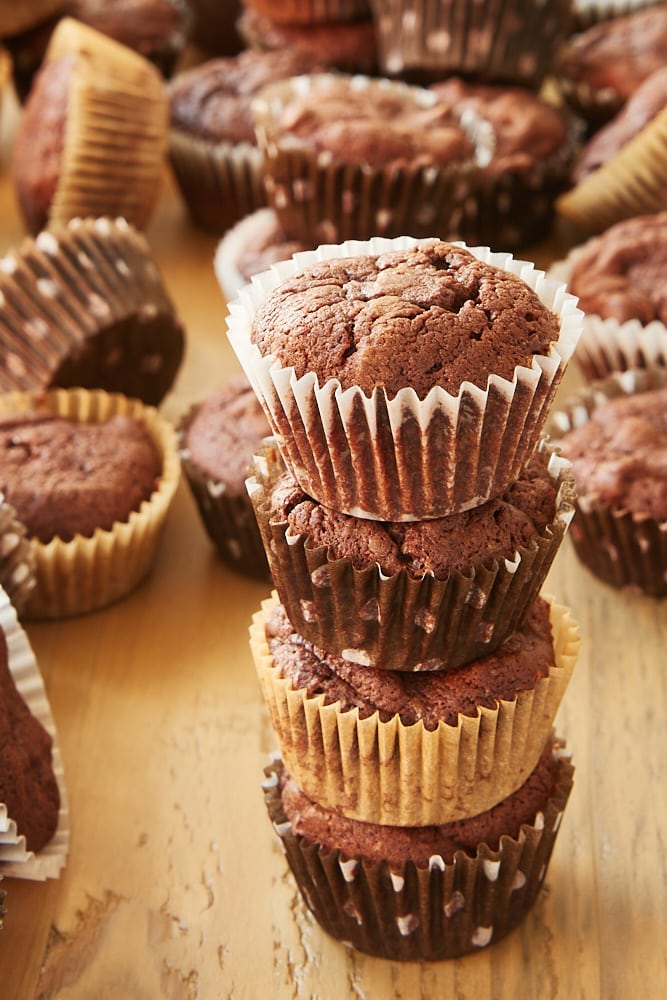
0, 217, 186, 407
168, 48, 323, 233
178, 375, 272, 580
249, 440, 575, 670
550, 369, 667, 594
0, 387, 180, 619
242, 0, 371, 22
228, 236, 582, 520
0, 624, 60, 852
553, 5, 667, 125
0, 412, 160, 543
430, 77, 581, 249
263, 741, 575, 960
12, 18, 168, 235
250, 592, 579, 824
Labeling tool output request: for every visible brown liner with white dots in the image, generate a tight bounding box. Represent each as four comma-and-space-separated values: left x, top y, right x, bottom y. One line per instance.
0, 217, 185, 406
249, 592, 579, 825
248, 438, 575, 672
262, 744, 574, 961
0, 388, 180, 620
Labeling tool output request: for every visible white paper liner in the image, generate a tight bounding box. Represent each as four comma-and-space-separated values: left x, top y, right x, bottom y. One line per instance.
215, 209, 301, 304
0, 587, 69, 880
549, 249, 667, 380
225, 236, 583, 521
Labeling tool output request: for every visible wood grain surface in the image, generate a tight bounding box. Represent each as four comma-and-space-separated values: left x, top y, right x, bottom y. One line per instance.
0, 87, 665, 1000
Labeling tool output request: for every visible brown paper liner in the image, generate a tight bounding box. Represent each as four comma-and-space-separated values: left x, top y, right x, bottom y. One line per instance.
252, 74, 481, 245
177, 401, 271, 581
250, 593, 579, 825
244, 0, 371, 23
169, 130, 267, 235
0, 388, 180, 619
548, 367, 667, 595
369, 0, 573, 88
0, 217, 185, 405
248, 438, 575, 671
556, 104, 667, 234
0, 496, 36, 616
262, 746, 575, 961
549, 247, 667, 382
226, 236, 583, 521
43, 18, 167, 231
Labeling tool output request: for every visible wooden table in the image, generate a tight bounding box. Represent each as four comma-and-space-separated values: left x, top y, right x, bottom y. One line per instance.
0, 97, 665, 1000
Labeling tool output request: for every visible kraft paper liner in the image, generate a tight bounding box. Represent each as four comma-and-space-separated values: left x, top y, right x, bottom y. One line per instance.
368, 0, 572, 87
177, 403, 271, 581
245, 0, 371, 23
549, 249, 667, 381
249, 593, 579, 826
44, 18, 167, 232
0, 216, 185, 406
0, 586, 69, 879
0, 495, 36, 616
252, 74, 481, 245
226, 235, 583, 522
556, 105, 667, 235
549, 367, 667, 595
262, 746, 574, 961
169, 130, 267, 235
248, 438, 576, 672
0, 388, 180, 619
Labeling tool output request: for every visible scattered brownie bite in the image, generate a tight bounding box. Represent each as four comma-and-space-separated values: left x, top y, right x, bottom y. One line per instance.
263, 742, 574, 960
0, 624, 60, 853
0, 217, 185, 407
0, 387, 180, 619
550, 369, 667, 594
12, 18, 168, 235
178, 375, 272, 580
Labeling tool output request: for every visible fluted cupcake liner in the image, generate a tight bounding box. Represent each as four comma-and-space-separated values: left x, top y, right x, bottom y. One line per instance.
571, 0, 660, 29
549, 367, 667, 595
169, 131, 267, 235
248, 438, 576, 671
0, 216, 185, 406
0, 586, 69, 879
368, 0, 573, 88
249, 592, 579, 825
0, 388, 180, 619
549, 250, 667, 381
43, 18, 167, 232
262, 746, 574, 961
245, 0, 371, 23
556, 104, 667, 234
0, 494, 36, 616
177, 401, 271, 581
252, 74, 482, 245
225, 236, 582, 521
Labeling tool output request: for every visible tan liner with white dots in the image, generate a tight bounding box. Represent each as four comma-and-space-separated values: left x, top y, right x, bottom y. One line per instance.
0, 217, 184, 406
248, 438, 576, 672
226, 236, 582, 521
43, 18, 168, 231
548, 367, 667, 595
0, 388, 180, 619
250, 592, 579, 826
262, 744, 574, 961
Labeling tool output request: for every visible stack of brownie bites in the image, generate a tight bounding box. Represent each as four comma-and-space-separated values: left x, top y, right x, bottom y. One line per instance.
226, 236, 584, 960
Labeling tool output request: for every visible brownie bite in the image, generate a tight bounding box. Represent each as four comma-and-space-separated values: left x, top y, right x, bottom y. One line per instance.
178, 375, 272, 580
0, 625, 60, 852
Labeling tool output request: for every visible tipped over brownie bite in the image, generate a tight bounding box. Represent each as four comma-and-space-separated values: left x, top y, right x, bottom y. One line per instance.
228, 237, 582, 520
